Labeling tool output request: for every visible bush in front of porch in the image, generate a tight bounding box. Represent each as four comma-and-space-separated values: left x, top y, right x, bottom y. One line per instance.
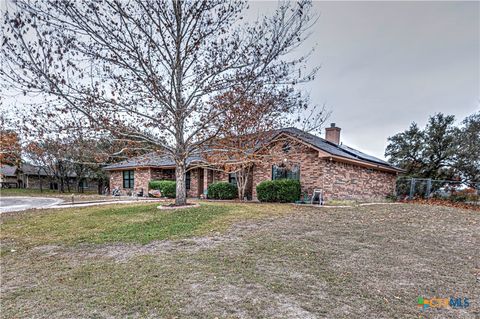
256, 179, 301, 203
207, 182, 238, 200
149, 180, 176, 198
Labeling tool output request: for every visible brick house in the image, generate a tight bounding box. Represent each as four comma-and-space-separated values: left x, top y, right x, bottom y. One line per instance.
105, 124, 402, 201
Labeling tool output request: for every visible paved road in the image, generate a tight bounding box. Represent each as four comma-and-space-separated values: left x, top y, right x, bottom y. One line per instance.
0, 197, 63, 213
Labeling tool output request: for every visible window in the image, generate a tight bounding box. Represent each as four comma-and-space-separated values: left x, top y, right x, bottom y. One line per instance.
228, 173, 237, 185
79, 179, 88, 189
272, 164, 300, 180
186, 171, 191, 190
163, 169, 175, 179
123, 170, 134, 188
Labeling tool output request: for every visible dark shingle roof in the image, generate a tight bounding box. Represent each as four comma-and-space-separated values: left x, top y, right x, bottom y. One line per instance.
104, 153, 203, 170
276, 127, 400, 170
0, 165, 17, 177
104, 127, 400, 172
21, 163, 78, 177
21, 163, 52, 176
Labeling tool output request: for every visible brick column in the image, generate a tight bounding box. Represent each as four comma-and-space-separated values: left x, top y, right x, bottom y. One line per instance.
134, 168, 151, 193
203, 168, 209, 193
188, 168, 199, 198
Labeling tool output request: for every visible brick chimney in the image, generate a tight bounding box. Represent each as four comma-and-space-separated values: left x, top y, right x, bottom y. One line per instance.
325, 123, 341, 145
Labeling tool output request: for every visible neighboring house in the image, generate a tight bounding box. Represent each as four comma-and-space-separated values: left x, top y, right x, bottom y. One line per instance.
0, 163, 100, 192
0, 165, 21, 188
105, 124, 402, 201
20, 163, 56, 190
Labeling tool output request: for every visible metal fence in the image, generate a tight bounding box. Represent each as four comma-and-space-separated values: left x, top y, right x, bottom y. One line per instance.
396, 177, 480, 202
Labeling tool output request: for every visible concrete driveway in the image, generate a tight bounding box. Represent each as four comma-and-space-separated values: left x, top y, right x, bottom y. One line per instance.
0, 197, 63, 213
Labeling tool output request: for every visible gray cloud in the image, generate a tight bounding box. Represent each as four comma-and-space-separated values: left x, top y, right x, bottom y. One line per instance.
251, 1, 479, 159
2, 1, 478, 160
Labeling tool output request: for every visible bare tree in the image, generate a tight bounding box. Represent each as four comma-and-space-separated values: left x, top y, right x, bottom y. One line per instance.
25, 138, 73, 192
2, 0, 318, 205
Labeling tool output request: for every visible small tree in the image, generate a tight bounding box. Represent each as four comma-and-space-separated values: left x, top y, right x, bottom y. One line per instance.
204, 85, 327, 200
0, 116, 21, 166
25, 139, 73, 192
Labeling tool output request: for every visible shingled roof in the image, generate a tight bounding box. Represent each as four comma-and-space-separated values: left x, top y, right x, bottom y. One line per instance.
0, 165, 18, 177
275, 127, 398, 170
21, 163, 55, 176
1, 163, 74, 177
103, 127, 400, 172
103, 153, 203, 170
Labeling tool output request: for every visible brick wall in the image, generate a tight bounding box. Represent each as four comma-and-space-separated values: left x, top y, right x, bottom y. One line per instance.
151, 168, 175, 180
109, 168, 151, 195
109, 170, 123, 191
134, 168, 151, 193
252, 138, 397, 201
213, 170, 228, 182
107, 139, 397, 201
109, 167, 203, 198
316, 159, 396, 200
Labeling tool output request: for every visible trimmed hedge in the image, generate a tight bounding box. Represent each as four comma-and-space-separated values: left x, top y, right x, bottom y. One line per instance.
256, 179, 301, 203
208, 182, 238, 200
149, 180, 176, 198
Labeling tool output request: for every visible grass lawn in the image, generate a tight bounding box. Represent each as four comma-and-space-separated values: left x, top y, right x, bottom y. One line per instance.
1, 202, 479, 318
0, 188, 98, 196
0, 188, 109, 203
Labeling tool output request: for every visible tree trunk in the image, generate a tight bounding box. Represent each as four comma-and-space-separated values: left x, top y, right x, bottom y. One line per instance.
38, 172, 43, 192
175, 160, 187, 206
236, 165, 250, 201
237, 171, 245, 200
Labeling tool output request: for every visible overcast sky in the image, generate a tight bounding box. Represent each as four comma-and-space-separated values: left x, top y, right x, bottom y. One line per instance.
252, 1, 480, 159
2, 1, 478, 160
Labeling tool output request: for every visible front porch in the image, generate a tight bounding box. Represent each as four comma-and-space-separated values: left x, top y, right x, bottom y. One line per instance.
109, 167, 230, 198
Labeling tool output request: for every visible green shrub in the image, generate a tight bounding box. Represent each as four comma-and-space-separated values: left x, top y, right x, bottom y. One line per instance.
149, 180, 176, 198
256, 180, 276, 202
256, 179, 301, 203
208, 182, 237, 200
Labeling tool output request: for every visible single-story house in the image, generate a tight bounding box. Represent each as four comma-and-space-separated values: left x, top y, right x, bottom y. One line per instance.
104, 124, 402, 201
0, 163, 100, 192
0, 165, 20, 188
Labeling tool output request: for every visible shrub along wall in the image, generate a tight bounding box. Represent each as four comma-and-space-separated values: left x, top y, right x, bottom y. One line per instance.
256, 179, 301, 203
208, 182, 237, 200
149, 180, 176, 198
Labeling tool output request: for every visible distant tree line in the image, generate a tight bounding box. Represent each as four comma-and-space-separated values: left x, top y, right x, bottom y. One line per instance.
1, 114, 145, 193
385, 111, 480, 187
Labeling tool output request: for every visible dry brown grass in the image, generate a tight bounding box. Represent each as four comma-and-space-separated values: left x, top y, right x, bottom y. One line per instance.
1, 203, 479, 318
